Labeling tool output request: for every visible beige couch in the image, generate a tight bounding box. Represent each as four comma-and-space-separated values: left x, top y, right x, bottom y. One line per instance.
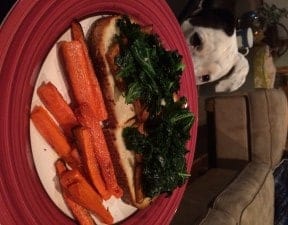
171, 89, 288, 225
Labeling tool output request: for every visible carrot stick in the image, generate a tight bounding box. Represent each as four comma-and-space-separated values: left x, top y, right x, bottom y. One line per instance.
76, 104, 123, 198
30, 106, 80, 168
31, 106, 72, 157
74, 126, 111, 200
55, 160, 95, 225
59, 40, 107, 121
71, 21, 108, 121
64, 193, 96, 225
37, 82, 78, 138
60, 169, 113, 224
71, 21, 85, 41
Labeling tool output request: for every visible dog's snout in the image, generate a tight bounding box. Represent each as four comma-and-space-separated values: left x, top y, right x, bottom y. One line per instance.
202, 75, 210, 82
190, 32, 202, 50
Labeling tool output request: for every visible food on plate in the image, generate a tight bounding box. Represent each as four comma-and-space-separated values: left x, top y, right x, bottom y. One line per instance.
73, 126, 111, 200
59, 39, 123, 199
37, 82, 79, 139
30, 14, 194, 224
30, 105, 80, 169
56, 159, 113, 224
59, 40, 108, 121
88, 15, 194, 208
55, 159, 95, 225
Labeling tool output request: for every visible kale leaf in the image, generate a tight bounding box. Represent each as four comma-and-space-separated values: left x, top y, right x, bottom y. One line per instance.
115, 16, 184, 115
123, 98, 194, 197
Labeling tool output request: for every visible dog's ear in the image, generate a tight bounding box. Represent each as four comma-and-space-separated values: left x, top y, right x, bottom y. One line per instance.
215, 53, 249, 92
189, 8, 236, 36
181, 19, 194, 37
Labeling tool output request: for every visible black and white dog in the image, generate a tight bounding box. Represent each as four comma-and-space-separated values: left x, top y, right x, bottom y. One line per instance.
181, 9, 249, 92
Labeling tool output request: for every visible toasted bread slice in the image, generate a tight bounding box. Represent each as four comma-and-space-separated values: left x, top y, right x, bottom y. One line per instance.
88, 15, 152, 209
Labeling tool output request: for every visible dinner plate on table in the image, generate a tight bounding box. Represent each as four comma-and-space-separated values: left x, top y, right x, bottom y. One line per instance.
0, 1, 198, 224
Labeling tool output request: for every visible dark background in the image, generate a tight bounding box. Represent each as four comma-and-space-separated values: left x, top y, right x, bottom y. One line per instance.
1, 0, 15, 22
0, 0, 229, 25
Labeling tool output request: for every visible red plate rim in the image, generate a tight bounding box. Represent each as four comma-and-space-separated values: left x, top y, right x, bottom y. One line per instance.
0, 0, 198, 224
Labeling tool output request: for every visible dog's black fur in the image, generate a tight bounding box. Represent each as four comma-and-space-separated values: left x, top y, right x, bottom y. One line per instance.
189, 8, 237, 37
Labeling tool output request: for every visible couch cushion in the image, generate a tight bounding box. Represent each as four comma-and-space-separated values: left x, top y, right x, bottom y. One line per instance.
213, 162, 274, 225
214, 95, 249, 164
199, 208, 237, 225
240, 170, 274, 225
248, 89, 288, 168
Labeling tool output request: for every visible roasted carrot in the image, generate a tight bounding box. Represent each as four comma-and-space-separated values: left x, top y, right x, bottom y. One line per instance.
76, 104, 123, 198
74, 126, 111, 200
64, 193, 96, 225
90, 122, 123, 198
55, 158, 68, 176
31, 106, 72, 158
37, 82, 78, 138
59, 40, 107, 121
71, 21, 110, 117
55, 159, 95, 225
30, 106, 80, 168
60, 169, 113, 224
71, 21, 85, 41
64, 148, 82, 170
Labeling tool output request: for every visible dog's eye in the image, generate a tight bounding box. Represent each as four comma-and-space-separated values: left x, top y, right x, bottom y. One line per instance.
189, 32, 202, 50
201, 75, 210, 82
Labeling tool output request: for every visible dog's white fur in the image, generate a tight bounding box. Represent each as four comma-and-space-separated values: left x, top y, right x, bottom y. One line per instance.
181, 20, 249, 92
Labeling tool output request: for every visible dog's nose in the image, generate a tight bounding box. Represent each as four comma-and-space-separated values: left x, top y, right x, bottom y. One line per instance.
201, 75, 210, 82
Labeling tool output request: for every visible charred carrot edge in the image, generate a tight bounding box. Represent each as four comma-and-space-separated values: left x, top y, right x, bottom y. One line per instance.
71, 21, 108, 122
76, 104, 123, 198
60, 169, 113, 224
74, 126, 111, 200
37, 82, 78, 138
59, 40, 107, 121
55, 160, 95, 225
55, 158, 68, 176
31, 106, 72, 158
63, 148, 82, 170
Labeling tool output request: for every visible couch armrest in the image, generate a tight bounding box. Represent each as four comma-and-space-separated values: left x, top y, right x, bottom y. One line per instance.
248, 89, 288, 168
212, 162, 274, 225
199, 208, 237, 225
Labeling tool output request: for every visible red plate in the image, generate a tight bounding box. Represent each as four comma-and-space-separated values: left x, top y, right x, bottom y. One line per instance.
0, 0, 198, 224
